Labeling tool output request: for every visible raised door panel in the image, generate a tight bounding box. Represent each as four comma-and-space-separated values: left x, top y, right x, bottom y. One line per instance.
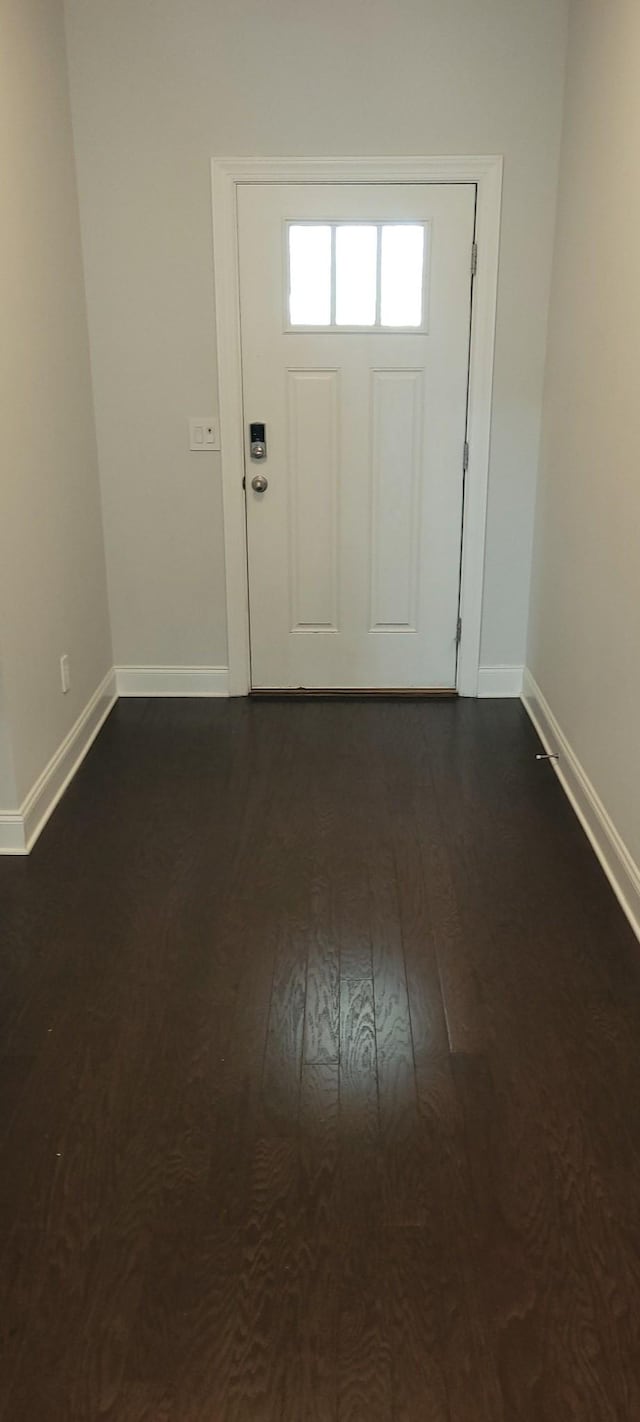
370, 369, 423, 632
287, 370, 339, 631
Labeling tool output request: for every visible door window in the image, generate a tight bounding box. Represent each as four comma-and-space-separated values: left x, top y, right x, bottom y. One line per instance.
288, 224, 332, 326
286, 222, 428, 331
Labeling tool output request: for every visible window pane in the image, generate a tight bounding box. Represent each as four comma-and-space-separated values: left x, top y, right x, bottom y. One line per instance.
380, 225, 425, 327
289, 225, 331, 325
335, 225, 377, 326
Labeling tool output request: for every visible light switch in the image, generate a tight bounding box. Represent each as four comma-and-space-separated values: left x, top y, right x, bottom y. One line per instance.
189, 417, 220, 451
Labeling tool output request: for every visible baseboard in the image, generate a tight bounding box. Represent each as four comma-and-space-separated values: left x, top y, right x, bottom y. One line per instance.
0, 812, 26, 855
116, 665, 229, 697
477, 664, 524, 698
0, 668, 117, 856
522, 669, 640, 944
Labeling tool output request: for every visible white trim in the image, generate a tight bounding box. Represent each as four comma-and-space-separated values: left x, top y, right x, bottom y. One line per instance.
522, 669, 640, 944
0, 668, 117, 856
0, 812, 25, 855
211, 155, 503, 697
116, 665, 229, 698
477, 664, 524, 698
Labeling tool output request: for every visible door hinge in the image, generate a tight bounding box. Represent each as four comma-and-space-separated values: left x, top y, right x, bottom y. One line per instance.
242, 475, 246, 490
471, 241, 478, 277
463, 441, 469, 472
456, 616, 462, 645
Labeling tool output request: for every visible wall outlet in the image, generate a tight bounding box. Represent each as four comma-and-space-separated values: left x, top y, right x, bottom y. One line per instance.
189, 416, 220, 451
60, 654, 71, 694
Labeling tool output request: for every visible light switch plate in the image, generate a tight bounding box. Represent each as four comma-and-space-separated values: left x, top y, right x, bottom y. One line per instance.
189, 417, 220, 451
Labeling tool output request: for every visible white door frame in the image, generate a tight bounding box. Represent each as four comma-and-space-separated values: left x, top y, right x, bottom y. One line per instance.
211, 155, 503, 696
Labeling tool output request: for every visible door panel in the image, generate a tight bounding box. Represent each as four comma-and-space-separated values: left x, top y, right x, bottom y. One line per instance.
237, 183, 475, 690
288, 369, 339, 630
370, 369, 423, 631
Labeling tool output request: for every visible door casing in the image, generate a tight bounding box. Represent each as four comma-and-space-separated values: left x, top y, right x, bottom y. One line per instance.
211, 155, 503, 697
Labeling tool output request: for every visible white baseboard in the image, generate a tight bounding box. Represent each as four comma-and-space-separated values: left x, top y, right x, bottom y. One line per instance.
477, 664, 524, 698
0, 668, 117, 856
522, 669, 640, 944
116, 665, 229, 697
0, 811, 26, 855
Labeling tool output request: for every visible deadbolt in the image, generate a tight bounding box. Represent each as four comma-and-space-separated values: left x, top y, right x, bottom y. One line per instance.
251, 473, 268, 494
250, 422, 267, 460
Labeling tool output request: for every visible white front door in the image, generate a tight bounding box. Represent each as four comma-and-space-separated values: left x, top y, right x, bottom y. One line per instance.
237, 182, 475, 691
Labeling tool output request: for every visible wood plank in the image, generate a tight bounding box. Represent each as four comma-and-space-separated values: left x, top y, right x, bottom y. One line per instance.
337, 1237, 392, 1422
284, 1063, 340, 1422
383, 1226, 450, 1422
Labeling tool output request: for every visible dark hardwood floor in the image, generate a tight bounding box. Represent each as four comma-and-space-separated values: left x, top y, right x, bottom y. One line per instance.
2, 696, 640, 1420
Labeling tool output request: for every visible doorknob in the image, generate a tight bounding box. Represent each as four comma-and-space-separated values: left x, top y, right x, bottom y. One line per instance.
251, 473, 269, 493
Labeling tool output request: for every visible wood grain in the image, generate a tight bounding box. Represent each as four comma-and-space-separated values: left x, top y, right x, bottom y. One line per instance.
2, 696, 640, 1419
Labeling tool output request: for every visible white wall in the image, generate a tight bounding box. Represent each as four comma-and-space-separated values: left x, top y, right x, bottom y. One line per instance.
0, 659, 17, 811
0, 0, 113, 809
527, 0, 640, 867
64, 0, 569, 675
